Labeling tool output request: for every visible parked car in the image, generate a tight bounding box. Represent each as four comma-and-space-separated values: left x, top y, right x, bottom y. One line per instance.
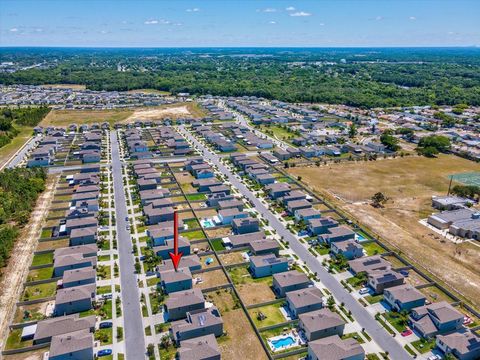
99, 322, 113, 329
401, 329, 412, 337
359, 287, 369, 295
98, 349, 112, 357
427, 355, 441, 360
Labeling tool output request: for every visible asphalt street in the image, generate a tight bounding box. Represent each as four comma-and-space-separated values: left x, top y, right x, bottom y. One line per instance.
179, 125, 411, 360
110, 130, 146, 360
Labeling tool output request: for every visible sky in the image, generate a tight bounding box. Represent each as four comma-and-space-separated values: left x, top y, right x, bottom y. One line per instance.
0, 0, 479, 47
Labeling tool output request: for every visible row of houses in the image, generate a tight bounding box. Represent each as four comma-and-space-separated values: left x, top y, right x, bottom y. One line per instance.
427, 207, 480, 240
19, 166, 103, 359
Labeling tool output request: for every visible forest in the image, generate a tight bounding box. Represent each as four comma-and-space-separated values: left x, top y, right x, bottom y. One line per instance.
1, 47, 480, 108
0, 168, 47, 268
0, 106, 50, 149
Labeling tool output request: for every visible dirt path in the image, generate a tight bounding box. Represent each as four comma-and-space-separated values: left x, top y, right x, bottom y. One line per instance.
0, 175, 59, 349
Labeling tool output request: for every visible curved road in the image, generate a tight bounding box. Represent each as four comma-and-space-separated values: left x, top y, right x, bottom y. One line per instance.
179, 125, 411, 360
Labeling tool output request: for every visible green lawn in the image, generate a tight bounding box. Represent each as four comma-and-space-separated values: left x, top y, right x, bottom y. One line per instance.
181, 229, 205, 240
346, 274, 367, 289
146, 277, 160, 288
210, 238, 225, 251
365, 294, 384, 304
184, 218, 200, 229
97, 299, 113, 320
97, 285, 113, 295
248, 302, 287, 328
383, 311, 409, 332
5, 329, 33, 350
98, 254, 111, 262
31, 252, 54, 266
95, 328, 113, 345
26, 267, 53, 282
22, 282, 57, 301
411, 338, 436, 354
186, 193, 207, 201
362, 242, 387, 256
341, 332, 365, 344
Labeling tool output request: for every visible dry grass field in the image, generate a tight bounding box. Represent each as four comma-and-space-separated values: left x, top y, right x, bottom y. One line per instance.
41, 84, 87, 90
219, 309, 268, 360
288, 154, 480, 308
40, 102, 207, 127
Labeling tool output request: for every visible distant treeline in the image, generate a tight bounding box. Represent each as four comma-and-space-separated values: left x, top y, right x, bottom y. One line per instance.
0, 168, 47, 268
0, 106, 50, 149
1, 48, 480, 108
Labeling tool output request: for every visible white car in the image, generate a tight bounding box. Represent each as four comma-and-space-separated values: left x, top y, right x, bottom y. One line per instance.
359, 287, 369, 295
427, 355, 441, 360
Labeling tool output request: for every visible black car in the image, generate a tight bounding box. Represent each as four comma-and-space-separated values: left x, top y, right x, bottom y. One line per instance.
99, 322, 113, 329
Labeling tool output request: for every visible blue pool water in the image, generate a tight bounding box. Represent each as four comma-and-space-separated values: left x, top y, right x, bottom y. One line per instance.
356, 233, 368, 242
271, 336, 295, 349
202, 219, 215, 228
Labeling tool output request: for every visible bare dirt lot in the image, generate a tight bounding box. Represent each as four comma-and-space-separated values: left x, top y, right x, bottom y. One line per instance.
288, 155, 480, 309
0, 175, 58, 349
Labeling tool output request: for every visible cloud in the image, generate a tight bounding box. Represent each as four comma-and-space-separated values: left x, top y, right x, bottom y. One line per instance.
9, 28, 18, 32
375, 16, 383, 21
269, 21, 276, 24
35, 28, 43, 32
257, 8, 277, 13
290, 11, 312, 17
286, 6, 295, 11
144, 19, 158, 25
186, 8, 200, 12
409, 16, 417, 21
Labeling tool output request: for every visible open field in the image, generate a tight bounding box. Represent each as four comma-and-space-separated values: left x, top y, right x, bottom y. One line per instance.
0, 126, 34, 169
41, 108, 133, 127
127, 88, 171, 95
288, 154, 480, 308
124, 102, 207, 122
41, 84, 87, 90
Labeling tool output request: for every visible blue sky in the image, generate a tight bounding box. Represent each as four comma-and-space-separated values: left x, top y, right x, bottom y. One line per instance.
0, 0, 479, 47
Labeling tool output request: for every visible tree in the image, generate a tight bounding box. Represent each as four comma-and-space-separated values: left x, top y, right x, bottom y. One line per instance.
371, 192, 388, 208
451, 185, 480, 200
380, 131, 400, 151
348, 123, 357, 138
417, 135, 451, 156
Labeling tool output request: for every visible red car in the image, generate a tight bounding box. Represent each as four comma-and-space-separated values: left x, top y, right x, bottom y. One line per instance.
401, 329, 412, 337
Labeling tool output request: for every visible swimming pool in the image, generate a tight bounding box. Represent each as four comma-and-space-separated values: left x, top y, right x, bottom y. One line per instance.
201, 219, 215, 228
271, 336, 295, 350
356, 233, 368, 242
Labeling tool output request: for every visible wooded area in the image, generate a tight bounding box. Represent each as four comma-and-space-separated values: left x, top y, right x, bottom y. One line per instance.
0, 168, 47, 268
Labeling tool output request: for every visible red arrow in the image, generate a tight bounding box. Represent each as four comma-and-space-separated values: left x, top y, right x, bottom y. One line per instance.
168, 211, 183, 271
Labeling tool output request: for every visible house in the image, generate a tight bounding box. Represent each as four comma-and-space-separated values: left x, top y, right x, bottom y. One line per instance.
62, 267, 96, 288
64, 217, 98, 235
307, 335, 365, 360
436, 331, 480, 360
48, 329, 94, 360
256, 174, 276, 185
249, 254, 289, 278
159, 267, 193, 294
286, 287, 324, 318
140, 188, 170, 205
295, 208, 321, 223
53, 253, 97, 277
81, 150, 101, 163
309, 217, 339, 236
367, 269, 405, 294
69, 227, 97, 246
266, 183, 291, 199
384, 284, 427, 312
286, 199, 312, 215
272, 270, 311, 297
170, 307, 224, 344
158, 255, 202, 273
147, 220, 184, 246
232, 217, 260, 234
177, 334, 221, 360
137, 178, 157, 191
330, 240, 363, 260
206, 192, 234, 207
280, 190, 307, 205
273, 148, 291, 160
144, 206, 175, 225
318, 226, 355, 244
409, 301, 464, 338
250, 239, 280, 256
54, 244, 97, 259
218, 208, 248, 225
32, 314, 95, 345
165, 288, 205, 321
431, 196, 474, 211
54, 284, 96, 316
218, 199, 244, 211
154, 237, 190, 260
427, 208, 475, 230
299, 308, 346, 341
348, 255, 391, 275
